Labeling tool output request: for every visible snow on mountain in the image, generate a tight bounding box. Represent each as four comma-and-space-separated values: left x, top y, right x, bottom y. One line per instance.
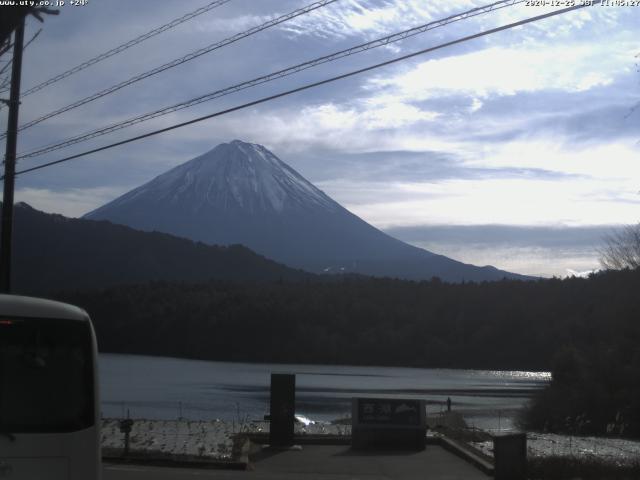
94, 140, 336, 217
85, 140, 528, 282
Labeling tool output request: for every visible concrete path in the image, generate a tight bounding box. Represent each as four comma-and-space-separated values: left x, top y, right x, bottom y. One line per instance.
104, 444, 490, 479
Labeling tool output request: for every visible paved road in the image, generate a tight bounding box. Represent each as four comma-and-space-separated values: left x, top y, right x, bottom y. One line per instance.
104, 445, 490, 479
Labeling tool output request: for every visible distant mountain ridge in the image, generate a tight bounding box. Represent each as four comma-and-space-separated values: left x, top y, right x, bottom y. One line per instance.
5, 202, 312, 294
85, 140, 530, 282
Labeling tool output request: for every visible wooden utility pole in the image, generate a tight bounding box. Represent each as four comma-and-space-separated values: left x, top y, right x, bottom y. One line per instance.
0, 17, 25, 293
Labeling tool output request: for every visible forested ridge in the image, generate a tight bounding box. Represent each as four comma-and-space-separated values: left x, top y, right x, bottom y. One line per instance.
54, 268, 639, 371
5, 203, 313, 293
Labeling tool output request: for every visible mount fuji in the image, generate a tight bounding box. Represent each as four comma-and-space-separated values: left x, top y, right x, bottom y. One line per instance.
85, 140, 527, 282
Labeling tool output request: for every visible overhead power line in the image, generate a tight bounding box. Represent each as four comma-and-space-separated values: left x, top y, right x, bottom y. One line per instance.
9, 3, 592, 179
0, 0, 232, 98
18, 0, 525, 161
3, 0, 338, 139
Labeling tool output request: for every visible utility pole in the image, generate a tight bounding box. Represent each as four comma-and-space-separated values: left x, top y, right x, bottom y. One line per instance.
0, 18, 25, 293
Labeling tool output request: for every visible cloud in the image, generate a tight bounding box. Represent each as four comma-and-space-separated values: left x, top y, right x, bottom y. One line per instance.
384, 224, 614, 277
192, 14, 276, 35
466, 140, 640, 181
412, 242, 601, 278
456, 81, 639, 146
566, 268, 598, 278
368, 44, 620, 100
385, 224, 615, 248
300, 101, 440, 131
280, 1, 618, 45
14, 186, 131, 218
292, 148, 580, 186
330, 174, 640, 229
280, 0, 459, 40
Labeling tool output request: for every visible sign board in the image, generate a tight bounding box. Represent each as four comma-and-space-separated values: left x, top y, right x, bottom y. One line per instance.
494, 433, 527, 480
352, 398, 426, 450
356, 398, 422, 426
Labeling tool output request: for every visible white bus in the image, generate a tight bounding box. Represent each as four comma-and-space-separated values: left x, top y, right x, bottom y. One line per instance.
0, 294, 101, 480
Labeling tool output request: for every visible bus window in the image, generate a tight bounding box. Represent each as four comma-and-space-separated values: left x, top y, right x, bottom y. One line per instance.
0, 317, 95, 433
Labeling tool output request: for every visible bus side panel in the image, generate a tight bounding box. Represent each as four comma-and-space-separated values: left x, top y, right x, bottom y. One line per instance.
70, 425, 101, 480
0, 427, 100, 480
89, 316, 102, 480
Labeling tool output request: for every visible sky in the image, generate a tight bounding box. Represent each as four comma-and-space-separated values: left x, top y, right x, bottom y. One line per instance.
1, 0, 639, 277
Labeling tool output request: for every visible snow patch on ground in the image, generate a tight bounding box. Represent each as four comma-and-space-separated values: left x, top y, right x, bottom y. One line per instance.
102, 417, 639, 467
101, 419, 237, 460
471, 432, 640, 466
101, 418, 351, 460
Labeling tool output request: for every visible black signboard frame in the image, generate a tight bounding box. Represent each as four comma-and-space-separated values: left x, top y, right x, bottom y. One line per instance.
269, 373, 295, 447
351, 397, 426, 450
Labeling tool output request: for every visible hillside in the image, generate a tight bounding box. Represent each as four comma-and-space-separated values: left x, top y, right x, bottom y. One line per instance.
4, 203, 313, 294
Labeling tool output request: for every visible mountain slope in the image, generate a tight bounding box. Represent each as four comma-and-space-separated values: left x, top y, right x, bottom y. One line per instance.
6, 203, 312, 294
85, 140, 528, 282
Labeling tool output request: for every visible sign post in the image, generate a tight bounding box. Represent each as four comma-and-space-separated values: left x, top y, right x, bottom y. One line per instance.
119, 418, 134, 456
269, 373, 295, 447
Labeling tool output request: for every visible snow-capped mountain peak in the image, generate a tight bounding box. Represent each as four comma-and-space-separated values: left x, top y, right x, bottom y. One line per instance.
100, 140, 337, 216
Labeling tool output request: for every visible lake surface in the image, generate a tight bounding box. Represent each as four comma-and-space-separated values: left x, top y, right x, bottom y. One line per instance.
99, 353, 550, 432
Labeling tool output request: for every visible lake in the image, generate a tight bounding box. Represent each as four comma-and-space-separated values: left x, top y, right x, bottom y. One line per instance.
99, 353, 550, 432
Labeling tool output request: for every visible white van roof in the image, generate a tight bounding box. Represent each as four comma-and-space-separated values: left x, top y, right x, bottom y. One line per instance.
0, 294, 89, 321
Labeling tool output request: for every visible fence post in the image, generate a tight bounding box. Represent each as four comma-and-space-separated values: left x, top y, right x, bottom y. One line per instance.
119, 410, 133, 457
